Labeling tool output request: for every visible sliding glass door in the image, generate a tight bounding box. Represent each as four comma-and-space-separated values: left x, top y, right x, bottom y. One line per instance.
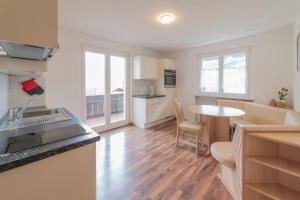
84, 48, 129, 132
85, 51, 106, 127
110, 55, 126, 123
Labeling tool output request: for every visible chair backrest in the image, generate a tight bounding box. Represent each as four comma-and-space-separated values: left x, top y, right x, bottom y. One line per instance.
174, 98, 184, 124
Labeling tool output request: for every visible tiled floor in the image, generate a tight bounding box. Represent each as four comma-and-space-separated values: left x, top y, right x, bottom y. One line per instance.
96, 121, 233, 200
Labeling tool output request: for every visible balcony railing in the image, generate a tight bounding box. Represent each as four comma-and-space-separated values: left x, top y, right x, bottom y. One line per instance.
86, 93, 124, 119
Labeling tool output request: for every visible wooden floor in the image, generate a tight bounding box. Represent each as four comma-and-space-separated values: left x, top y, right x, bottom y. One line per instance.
96, 121, 233, 200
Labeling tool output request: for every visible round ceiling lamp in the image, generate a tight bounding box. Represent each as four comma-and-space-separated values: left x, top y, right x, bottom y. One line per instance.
159, 13, 175, 24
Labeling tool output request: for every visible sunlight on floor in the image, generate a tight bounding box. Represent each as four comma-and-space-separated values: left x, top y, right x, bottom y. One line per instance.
86, 113, 124, 127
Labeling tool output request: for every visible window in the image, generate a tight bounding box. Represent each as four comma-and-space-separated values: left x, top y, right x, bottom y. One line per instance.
200, 56, 219, 93
223, 53, 246, 94
198, 49, 249, 98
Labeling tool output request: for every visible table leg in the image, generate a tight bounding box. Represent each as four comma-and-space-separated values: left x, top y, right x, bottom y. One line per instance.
204, 115, 215, 156
214, 117, 230, 141
203, 116, 230, 156
194, 115, 211, 156
196, 116, 230, 156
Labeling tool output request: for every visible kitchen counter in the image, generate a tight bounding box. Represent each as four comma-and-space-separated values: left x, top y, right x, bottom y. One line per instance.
132, 94, 166, 99
0, 108, 100, 173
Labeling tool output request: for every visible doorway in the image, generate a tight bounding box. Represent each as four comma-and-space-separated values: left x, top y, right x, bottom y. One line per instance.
84, 48, 129, 132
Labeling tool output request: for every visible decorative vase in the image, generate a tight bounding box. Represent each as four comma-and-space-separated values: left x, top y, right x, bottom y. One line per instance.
277, 100, 287, 108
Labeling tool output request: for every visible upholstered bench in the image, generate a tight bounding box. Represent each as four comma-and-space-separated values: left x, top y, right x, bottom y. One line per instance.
212, 99, 300, 199
217, 99, 300, 139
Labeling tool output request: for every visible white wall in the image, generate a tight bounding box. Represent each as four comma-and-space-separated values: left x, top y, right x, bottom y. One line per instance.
167, 26, 294, 120
294, 12, 300, 112
0, 73, 9, 119
46, 28, 162, 120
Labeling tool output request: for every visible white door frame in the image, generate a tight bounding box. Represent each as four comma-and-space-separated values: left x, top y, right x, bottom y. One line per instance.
82, 45, 130, 133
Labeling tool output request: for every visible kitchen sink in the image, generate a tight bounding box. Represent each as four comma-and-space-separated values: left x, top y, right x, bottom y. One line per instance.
21, 109, 59, 118
0, 108, 71, 132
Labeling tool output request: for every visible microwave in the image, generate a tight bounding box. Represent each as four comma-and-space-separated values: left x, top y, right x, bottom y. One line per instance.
164, 69, 176, 88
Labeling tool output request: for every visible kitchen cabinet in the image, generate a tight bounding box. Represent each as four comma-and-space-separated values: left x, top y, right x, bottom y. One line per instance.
155, 58, 176, 91
0, 0, 58, 49
0, 144, 96, 200
0, 0, 58, 73
133, 56, 159, 80
160, 58, 176, 70
133, 97, 174, 128
146, 97, 166, 123
132, 57, 176, 128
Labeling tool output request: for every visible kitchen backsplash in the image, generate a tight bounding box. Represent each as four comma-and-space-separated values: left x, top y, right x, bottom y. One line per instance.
0, 73, 9, 119
9, 74, 46, 108
132, 79, 167, 96
132, 79, 152, 95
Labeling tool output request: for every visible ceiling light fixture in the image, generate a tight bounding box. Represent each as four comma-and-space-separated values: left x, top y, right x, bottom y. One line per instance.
159, 13, 175, 24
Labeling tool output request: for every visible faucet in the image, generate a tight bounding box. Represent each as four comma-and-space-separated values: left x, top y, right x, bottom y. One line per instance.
8, 99, 34, 121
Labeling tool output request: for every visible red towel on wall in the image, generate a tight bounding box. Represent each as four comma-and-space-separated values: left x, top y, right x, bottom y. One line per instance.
21, 79, 44, 95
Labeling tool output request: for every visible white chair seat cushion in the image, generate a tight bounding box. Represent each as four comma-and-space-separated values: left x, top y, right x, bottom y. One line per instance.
211, 142, 235, 168
179, 121, 202, 132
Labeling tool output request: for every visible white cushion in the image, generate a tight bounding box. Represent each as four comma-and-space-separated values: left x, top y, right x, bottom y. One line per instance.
217, 99, 300, 127
243, 102, 287, 125
230, 118, 255, 126
211, 142, 235, 168
284, 110, 300, 126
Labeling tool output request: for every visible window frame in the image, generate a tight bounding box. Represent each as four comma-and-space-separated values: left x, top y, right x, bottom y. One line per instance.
197, 47, 250, 100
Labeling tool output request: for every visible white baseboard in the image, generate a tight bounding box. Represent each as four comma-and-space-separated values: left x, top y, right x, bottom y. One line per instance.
144, 116, 175, 128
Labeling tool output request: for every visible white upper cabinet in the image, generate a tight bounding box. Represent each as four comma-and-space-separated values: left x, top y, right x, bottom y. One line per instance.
0, 0, 58, 49
0, 0, 58, 74
160, 58, 175, 70
133, 56, 159, 80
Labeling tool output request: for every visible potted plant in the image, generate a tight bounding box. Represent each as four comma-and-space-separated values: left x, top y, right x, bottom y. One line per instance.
277, 87, 288, 108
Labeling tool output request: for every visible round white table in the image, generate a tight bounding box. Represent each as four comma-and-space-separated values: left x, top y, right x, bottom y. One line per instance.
188, 105, 245, 118
188, 105, 245, 155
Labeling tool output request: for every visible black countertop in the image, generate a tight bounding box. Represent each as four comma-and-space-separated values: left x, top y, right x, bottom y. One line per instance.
0, 108, 100, 173
132, 94, 166, 99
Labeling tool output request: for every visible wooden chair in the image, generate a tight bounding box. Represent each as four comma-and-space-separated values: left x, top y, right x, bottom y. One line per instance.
174, 98, 204, 156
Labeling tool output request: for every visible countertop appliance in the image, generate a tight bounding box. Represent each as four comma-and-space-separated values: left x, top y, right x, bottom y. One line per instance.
3, 124, 88, 154
148, 85, 155, 96
164, 69, 176, 88
0, 107, 100, 174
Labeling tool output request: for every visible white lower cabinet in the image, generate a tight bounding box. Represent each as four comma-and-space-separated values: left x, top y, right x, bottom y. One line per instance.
146, 98, 164, 123
132, 97, 174, 128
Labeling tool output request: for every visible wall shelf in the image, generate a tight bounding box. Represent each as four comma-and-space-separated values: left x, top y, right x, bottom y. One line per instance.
246, 183, 300, 200
245, 132, 300, 200
247, 157, 300, 178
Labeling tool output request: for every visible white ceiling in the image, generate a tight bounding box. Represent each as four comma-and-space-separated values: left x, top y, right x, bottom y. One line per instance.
60, 0, 300, 52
